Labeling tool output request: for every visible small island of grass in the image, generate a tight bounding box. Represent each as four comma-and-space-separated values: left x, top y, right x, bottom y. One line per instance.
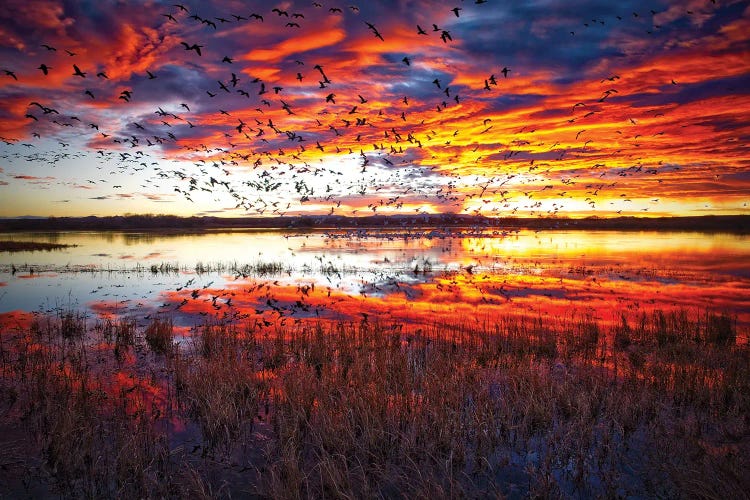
0, 241, 75, 252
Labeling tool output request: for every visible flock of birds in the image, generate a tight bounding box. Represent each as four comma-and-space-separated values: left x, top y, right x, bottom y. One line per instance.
0, 0, 742, 332
0, 0, 733, 218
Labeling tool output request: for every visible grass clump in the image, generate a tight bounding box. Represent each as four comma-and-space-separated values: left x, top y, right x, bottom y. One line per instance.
144, 316, 174, 355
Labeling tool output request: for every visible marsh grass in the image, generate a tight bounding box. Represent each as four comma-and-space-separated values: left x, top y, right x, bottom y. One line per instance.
144, 316, 174, 356
0, 241, 75, 252
0, 308, 747, 497
174, 323, 264, 451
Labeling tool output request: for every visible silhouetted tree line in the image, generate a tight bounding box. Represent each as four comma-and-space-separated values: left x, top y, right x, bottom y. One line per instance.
0, 214, 747, 233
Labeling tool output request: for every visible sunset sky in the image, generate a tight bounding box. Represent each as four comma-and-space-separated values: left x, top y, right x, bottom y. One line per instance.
0, 0, 748, 218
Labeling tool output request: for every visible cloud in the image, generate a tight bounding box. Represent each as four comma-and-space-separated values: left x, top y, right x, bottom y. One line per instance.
0, 0, 747, 217
13, 174, 53, 180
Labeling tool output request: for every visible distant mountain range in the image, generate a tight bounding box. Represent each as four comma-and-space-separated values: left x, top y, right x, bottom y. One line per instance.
0, 214, 748, 233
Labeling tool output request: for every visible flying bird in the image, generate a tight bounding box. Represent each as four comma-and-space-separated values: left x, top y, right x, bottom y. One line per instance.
364, 22, 384, 41
72, 64, 86, 77
181, 42, 203, 56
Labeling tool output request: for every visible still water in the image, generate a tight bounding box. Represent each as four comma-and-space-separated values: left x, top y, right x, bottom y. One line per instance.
1, 229, 748, 333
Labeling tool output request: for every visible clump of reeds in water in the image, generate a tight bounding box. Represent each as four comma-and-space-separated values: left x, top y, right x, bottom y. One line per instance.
144, 316, 174, 355
148, 262, 180, 275
0, 308, 747, 498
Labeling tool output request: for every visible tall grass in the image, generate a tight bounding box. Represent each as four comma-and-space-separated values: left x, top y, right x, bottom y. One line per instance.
0, 309, 746, 497
144, 316, 174, 355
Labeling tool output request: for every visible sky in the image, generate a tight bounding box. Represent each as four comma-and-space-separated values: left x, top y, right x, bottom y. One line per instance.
0, 0, 748, 218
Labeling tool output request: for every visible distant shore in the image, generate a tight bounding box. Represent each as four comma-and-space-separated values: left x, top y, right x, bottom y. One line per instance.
0, 214, 748, 233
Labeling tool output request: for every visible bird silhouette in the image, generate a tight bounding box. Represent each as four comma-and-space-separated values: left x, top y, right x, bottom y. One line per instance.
72, 64, 86, 77
180, 42, 202, 56
365, 22, 384, 41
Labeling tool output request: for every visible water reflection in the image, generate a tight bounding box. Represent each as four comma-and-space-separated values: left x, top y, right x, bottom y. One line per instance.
0, 229, 748, 333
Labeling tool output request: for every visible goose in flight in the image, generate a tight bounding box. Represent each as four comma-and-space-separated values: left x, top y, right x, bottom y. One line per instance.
365, 22, 384, 41
180, 42, 203, 56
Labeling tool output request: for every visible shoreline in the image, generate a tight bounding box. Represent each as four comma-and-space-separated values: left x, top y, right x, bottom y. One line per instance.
0, 214, 748, 234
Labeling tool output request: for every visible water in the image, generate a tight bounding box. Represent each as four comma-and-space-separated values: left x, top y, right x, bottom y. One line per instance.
1, 228, 748, 498
1, 228, 748, 333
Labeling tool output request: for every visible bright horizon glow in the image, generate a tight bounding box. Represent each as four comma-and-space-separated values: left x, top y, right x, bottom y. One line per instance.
0, 0, 749, 218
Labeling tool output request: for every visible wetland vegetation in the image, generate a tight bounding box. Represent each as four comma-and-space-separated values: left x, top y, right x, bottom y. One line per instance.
0, 309, 747, 498
0, 240, 76, 252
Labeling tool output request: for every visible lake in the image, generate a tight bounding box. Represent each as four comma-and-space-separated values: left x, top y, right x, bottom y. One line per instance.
1, 228, 748, 337
2, 228, 749, 498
